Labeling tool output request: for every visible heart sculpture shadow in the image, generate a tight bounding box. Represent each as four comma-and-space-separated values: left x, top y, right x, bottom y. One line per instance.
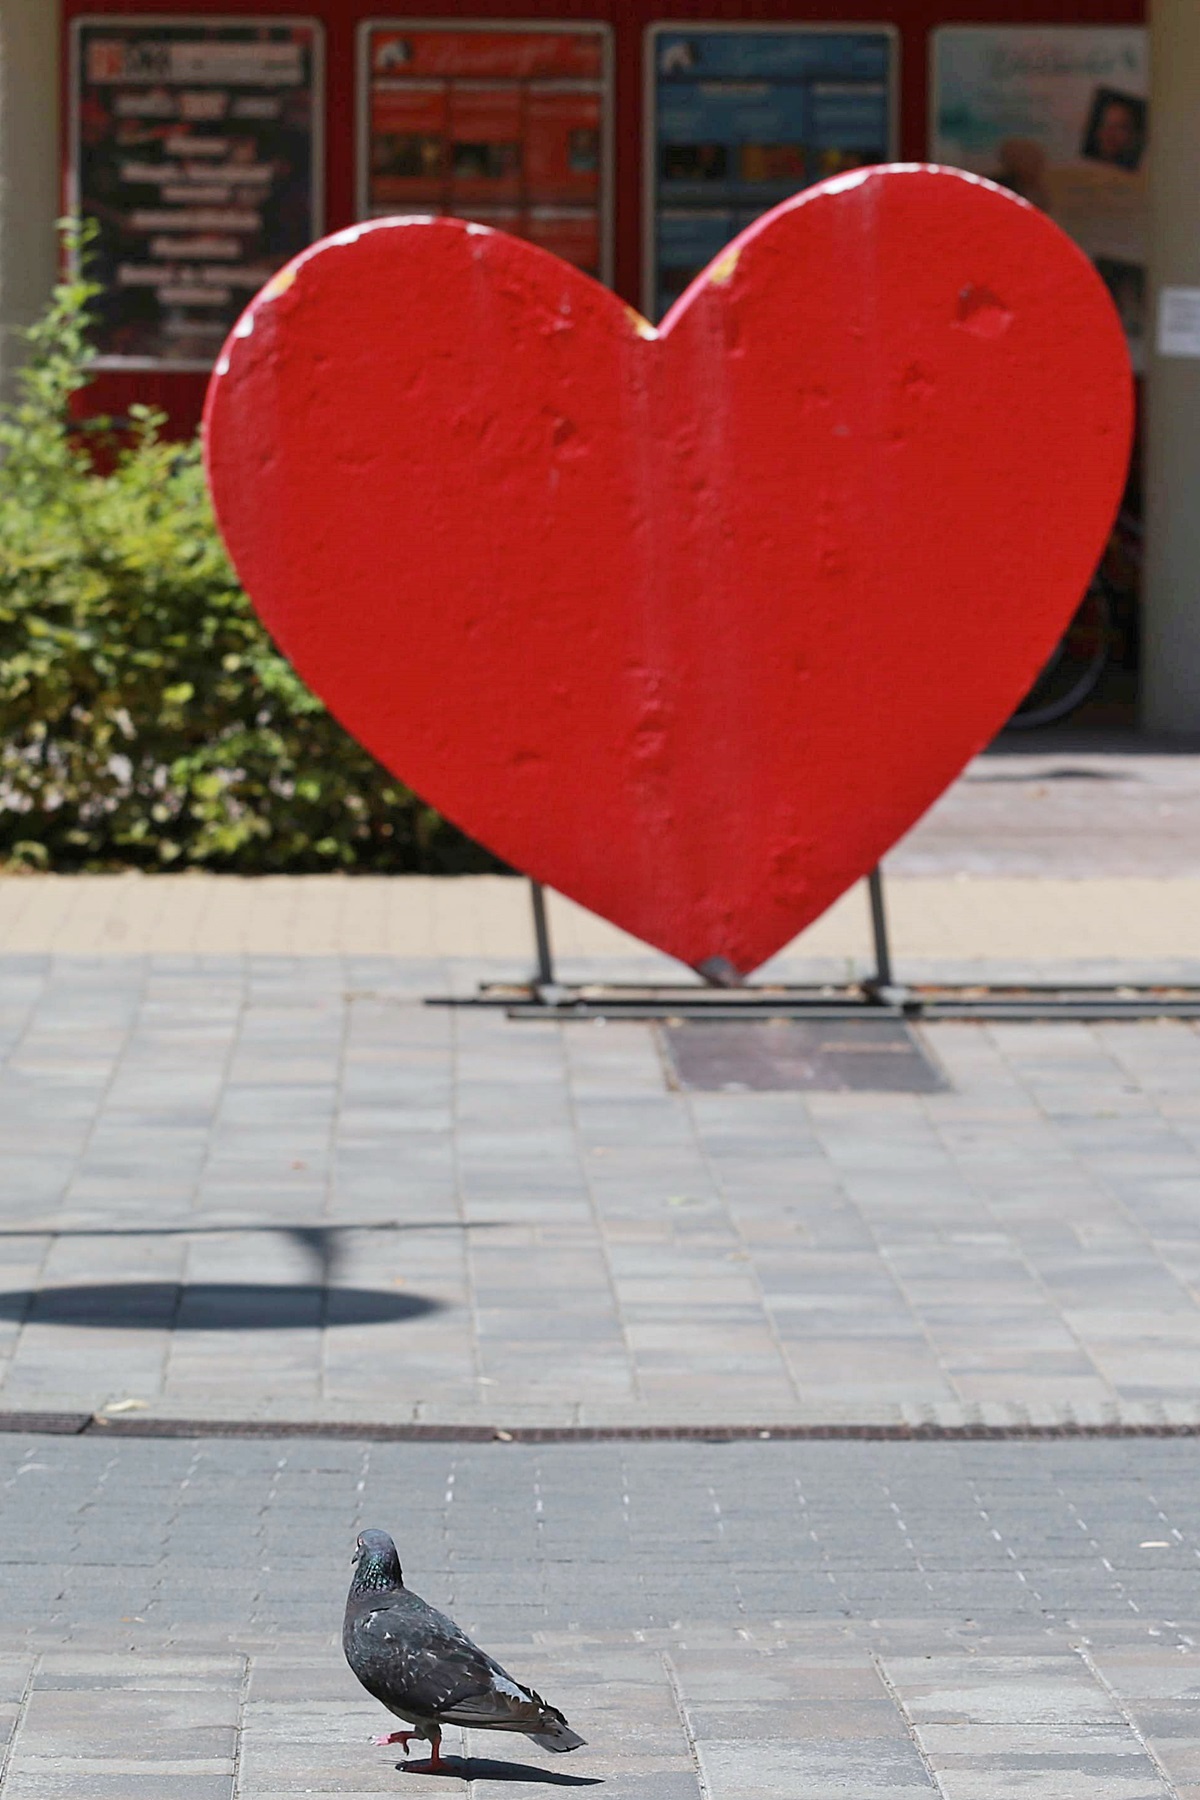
0, 1283, 441, 1331
205, 167, 1132, 977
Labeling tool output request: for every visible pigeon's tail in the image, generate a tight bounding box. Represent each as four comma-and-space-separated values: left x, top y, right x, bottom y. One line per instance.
528, 1719, 586, 1753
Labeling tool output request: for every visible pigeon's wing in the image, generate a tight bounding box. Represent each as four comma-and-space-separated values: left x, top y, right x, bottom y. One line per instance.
351, 1595, 516, 1720
438, 1660, 555, 1732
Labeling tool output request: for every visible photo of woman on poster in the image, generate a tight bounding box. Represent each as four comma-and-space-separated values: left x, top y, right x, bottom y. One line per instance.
1082, 88, 1146, 171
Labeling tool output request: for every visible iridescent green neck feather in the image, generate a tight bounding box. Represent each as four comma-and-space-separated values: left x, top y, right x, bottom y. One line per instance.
353, 1541, 402, 1595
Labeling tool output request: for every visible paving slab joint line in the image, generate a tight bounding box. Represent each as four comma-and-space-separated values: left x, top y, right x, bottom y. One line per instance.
0, 1652, 39, 1794
661, 1651, 712, 1800
870, 1650, 946, 1799
230, 1651, 252, 1800
1073, 1643, 1184, 1800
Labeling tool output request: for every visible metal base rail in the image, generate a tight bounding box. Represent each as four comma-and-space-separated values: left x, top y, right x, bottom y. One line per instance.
497, 990, 1200, 1022
421, 870, 1200, 1023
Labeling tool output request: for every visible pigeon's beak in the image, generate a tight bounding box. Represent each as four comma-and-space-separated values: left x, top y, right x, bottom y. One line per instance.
351, 1547, 361, 1564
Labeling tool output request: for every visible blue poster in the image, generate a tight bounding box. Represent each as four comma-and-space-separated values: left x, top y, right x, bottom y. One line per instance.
650, 28, 894, 318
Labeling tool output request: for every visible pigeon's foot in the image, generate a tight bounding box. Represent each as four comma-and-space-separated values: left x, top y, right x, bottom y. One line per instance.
402, 1728, 445, 1774
372, 1731, 418, 1753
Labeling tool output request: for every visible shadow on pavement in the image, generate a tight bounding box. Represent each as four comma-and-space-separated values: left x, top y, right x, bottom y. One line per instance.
0, 1221, 499, 1287
396, 1759, 601, 1785
0, 1282, 443, 1330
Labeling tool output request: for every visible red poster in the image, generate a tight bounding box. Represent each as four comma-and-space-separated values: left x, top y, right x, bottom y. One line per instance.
369, 85, 447, 207
523, 207, 600, 276
369, 29, 601, 83
525, 89, 602, 205
470, 204, 523, 234
447, 85, 523, 205
363, 26, 609, 279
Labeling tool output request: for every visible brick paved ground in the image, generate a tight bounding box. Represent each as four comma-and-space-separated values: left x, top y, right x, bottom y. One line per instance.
2, 745, 1200, 1794
2, 1433, 1200, 1797
0, 955, 1199, 1426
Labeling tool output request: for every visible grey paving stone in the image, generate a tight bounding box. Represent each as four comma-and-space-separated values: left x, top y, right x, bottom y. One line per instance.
6, 1432, 1195, 1796
0, 1655, 242, 1800
880, 1654, 1178, 1799
1, 958, 1200, 1426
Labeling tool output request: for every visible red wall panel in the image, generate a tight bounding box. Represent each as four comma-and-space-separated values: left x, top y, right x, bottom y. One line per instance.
63, 0, 1145, 431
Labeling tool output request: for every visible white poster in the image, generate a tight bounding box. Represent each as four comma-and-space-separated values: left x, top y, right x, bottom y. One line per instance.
1159, 288, 1200, 361
932, 27, 1148, 368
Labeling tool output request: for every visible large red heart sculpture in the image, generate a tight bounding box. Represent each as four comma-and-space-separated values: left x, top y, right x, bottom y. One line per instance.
204, 167, 1131, 978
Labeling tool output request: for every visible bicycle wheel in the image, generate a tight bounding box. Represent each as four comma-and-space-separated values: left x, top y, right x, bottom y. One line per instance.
1005, 581, 1113, 731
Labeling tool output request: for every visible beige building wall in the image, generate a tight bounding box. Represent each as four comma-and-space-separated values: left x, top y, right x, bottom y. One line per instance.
0, 0, 62, 398
1141, 0, 1200, 735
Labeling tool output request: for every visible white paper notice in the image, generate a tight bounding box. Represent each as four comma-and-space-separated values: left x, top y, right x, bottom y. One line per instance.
1158, 286, 1200, 358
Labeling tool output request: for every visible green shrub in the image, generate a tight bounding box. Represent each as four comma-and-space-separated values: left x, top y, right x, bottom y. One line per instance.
0, 224, 499, 874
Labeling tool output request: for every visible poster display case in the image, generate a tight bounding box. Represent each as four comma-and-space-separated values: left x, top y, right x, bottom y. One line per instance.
645, 23, 898, 321
69, 15, 324, 370
358, 20, 613, 284
931, 26, 1149, 367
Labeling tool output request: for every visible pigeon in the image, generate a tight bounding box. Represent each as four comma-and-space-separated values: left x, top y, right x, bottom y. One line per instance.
343, 1528, 586, 1772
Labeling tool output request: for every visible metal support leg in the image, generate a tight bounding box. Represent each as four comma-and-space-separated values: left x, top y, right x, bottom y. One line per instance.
867, 866, 892, 990
529, 880, 556, 990
864, 866, 909, 1007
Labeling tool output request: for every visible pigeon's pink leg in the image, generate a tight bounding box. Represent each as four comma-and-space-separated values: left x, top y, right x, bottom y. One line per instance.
425, 1729, 444, 1772
372, 1731, 417, 1754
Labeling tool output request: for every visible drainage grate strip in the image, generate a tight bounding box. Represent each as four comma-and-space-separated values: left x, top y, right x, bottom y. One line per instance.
0, 1412, 1198, 1444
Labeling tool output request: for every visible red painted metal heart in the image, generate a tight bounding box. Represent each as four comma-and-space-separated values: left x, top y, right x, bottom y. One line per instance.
204, 167, 1131, 977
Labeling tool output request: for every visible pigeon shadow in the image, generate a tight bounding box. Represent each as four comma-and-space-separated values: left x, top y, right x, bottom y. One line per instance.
0, 1283, 443, 1331
397, 1759, 601, 1786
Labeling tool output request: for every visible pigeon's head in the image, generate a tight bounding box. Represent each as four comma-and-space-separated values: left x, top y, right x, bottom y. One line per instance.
351, 1528, 403, 1592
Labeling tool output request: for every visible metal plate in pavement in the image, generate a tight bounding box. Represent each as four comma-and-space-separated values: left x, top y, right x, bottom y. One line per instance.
659, 1019, 947, 1093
